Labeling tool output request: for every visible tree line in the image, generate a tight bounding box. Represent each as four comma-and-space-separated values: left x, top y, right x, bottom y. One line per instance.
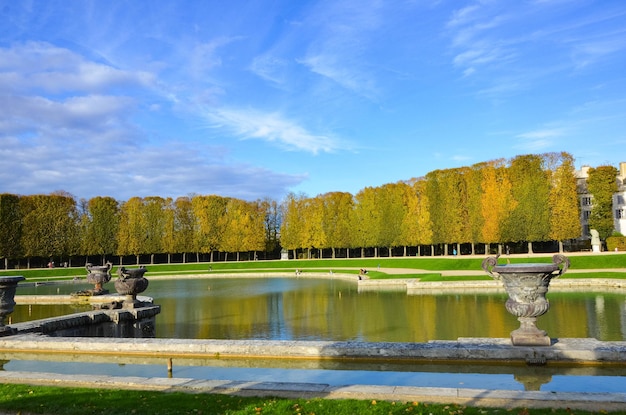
0, 152, 618, 268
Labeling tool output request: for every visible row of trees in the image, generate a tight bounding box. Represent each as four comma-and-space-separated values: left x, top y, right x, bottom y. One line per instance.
281, 152, 583, 258
0, 152, 619, 268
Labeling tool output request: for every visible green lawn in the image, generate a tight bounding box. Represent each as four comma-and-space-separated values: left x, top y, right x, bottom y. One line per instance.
0, 383, 614, 415
2, 253, 625, 281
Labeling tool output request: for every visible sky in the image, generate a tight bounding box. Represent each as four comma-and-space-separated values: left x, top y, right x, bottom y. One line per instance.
1, 1, 625, 202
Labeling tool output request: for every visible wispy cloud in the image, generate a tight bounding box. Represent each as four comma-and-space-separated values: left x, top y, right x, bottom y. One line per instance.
515, 128, 564, 151
206, 107, 345, 154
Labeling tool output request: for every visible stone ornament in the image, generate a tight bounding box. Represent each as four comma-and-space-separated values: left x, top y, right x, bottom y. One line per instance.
85, 262, 113, 295
0, 276, 25, 335
482, 254, 570, 346
115, 266, 149, 308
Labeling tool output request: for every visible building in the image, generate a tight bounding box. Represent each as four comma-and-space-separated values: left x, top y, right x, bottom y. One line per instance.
576, 162, 626, 239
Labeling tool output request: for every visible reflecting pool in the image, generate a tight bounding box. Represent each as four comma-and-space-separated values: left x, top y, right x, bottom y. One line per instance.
14, 277, 626, 342
7, 276, 626, 394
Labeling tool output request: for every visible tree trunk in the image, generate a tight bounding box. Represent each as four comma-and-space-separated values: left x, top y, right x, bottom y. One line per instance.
558, 240, 564, 253
528, 241, 534, 254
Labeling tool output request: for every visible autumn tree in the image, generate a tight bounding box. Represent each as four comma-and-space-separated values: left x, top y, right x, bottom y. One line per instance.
587, 165, 619, 241
400, 178, 432, 255
143, 196, 169, 264
320, 192, 353, 258
300, 195, 326, 259
480, 159, 515, 254
547, 152, 581, 252
117, 197, 146, 264
192, 195, 228, 262
351, 187, 382, 257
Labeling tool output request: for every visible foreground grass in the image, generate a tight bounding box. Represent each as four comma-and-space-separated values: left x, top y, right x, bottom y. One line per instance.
0, 384, 614, 415
2, 253, 625, 281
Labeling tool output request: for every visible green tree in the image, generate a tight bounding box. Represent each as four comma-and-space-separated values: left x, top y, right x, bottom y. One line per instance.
502, 155, 551, 253
20, 193, 79, 267
260, 197, 281, 257
587, 165, 619, 241
82, 196, 119, 265
379, 183, 407, 256
173, 197, 195, 263
0, 194, 22, 269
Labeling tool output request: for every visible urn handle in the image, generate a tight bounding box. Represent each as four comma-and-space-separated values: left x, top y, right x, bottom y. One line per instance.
481, 255, 500, 280
551, 254, 570, 278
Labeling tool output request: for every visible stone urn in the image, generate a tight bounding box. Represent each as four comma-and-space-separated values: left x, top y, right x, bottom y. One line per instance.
86, 262, 112, 295
115, 266, 149, 308
482, 254, 569, 346
0, 276, 25, 335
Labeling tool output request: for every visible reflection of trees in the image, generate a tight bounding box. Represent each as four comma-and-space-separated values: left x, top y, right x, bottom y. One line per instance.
151, 280, 625, 342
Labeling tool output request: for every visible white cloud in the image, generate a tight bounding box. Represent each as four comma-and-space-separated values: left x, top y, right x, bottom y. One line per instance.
515, 128, 564, 151
206, 107, 344, 154
0, 42, 154, 93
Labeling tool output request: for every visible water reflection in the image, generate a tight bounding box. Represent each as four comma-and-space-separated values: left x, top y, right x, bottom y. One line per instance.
15, 277, 626, 342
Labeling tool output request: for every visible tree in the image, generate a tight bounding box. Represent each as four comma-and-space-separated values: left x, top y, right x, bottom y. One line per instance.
351, 187, 381, 257
143, 196, 169, 264
260, 198, 281, 258
587, 165, 619, 241
480, 159, 515, 253
502, 155, 551, 253
192, 195, 228, 262
20, 193, 79, 267
173, 197, 195, 262
0, 194, 22, 269
547, 152, 581, 252
280, 193, 306, 259
117, 197, 146, 264
400, 178, 432, 255
320, 192, 353, 258
82, 196, 119, 265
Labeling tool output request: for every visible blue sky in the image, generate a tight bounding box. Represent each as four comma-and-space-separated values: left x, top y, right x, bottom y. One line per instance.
1, 1, 625, 202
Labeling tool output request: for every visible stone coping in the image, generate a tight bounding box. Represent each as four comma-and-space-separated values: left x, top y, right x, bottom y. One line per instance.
1, 335, 625, 365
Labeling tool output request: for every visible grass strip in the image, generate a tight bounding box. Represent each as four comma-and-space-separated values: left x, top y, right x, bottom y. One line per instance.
0, 383, 611, 415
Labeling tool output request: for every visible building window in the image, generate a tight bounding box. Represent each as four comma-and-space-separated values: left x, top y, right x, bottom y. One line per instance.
617, 195, 625, 205
581, 196, 592, 206
583, 210, 591, 220
617, 209, 624, 219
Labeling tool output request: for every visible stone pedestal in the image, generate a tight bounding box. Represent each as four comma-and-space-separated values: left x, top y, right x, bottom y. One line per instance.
0, 276, 25, 336
482, 255, 569, 346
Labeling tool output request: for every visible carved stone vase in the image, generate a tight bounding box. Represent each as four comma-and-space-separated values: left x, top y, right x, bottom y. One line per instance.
482, 254, 569, 346
86, 262, 112, 295
0, 276, 25, 335
115, 266, 149, 308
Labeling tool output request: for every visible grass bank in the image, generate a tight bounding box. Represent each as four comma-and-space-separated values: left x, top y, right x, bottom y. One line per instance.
0, 383, 615, 415
2, 253, 625, 281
